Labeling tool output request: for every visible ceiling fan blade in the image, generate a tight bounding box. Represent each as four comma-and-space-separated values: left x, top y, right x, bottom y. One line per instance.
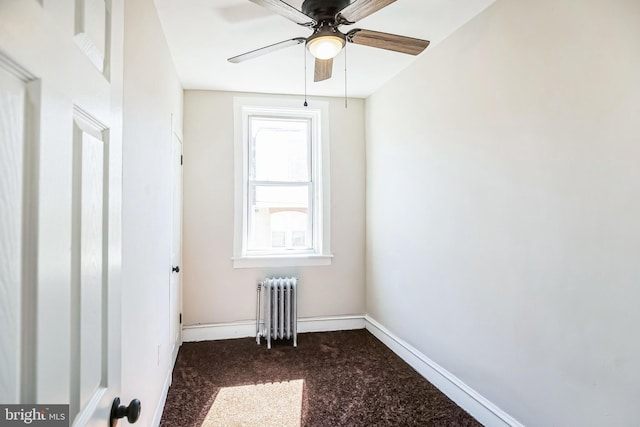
337, 0, 396, 24
249, 0, 315, 26
228, 37, 306, 63
346, 29, 430, 55
314, 58, 333, 82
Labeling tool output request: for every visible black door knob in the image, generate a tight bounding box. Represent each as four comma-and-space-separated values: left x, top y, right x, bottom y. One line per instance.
172, 265, 180, 273
110, 397, 141, 426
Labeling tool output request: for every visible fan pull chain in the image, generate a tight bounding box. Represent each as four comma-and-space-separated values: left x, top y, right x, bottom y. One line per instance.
344, 43, 348, 109
304, 47, 308, 107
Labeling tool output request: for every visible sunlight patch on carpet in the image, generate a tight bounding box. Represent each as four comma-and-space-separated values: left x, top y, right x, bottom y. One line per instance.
201, 379, 304, 427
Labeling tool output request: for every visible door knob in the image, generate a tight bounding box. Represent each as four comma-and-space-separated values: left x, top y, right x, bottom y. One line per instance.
172, 265, 180, 273
110, 397, 141, 426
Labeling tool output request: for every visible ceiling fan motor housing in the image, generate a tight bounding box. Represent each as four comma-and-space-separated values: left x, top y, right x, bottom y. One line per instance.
301, 0, 352, 22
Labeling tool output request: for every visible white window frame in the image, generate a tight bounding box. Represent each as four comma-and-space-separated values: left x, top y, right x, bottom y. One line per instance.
232, 97, 332, 268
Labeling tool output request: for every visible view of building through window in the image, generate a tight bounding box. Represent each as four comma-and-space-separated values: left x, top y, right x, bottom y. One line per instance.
247, 117, 312, 252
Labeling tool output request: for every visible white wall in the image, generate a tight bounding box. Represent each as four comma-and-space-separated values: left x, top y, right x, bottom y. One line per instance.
183, 91, 365, 326
121, 0, 183, 424
365, 0, 640, 426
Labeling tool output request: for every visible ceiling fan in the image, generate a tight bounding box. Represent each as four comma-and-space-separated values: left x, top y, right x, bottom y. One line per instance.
228, 0, 430, 82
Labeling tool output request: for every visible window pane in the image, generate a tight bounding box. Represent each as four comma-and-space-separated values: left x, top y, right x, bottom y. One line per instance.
249, 185, 311, 251
251, 117, 309, 182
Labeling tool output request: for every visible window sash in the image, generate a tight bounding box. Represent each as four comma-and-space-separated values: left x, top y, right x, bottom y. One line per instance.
245, 114, 316, 254
246, 181, 314, 253
248, 115, 312, 183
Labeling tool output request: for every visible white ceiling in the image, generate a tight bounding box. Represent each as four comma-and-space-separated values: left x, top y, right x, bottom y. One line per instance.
154, 0, 495, 98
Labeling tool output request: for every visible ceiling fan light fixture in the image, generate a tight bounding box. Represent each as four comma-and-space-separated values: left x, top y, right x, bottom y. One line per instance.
307, 33, 345, 60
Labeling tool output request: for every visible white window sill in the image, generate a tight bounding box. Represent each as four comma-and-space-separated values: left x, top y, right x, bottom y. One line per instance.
232, 254, 333, 269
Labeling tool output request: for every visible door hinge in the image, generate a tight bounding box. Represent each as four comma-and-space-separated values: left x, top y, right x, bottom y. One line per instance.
180, 154, 183, 165
179, 313, 182, 324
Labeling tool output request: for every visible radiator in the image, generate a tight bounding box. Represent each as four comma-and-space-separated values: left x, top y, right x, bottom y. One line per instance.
256, 277, 298, 349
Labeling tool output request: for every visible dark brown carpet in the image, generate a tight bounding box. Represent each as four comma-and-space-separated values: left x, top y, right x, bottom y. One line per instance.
160, 329, 483, 427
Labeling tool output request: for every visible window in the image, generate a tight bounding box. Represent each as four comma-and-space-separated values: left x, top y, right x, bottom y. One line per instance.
233, 98, 332, 268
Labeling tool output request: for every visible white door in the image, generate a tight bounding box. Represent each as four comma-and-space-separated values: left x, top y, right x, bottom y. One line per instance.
170, 128, 183, 355
0, 1, 125, 425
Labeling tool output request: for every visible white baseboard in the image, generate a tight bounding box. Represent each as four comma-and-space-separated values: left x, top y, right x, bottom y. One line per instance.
364, 316, 523, 427
298, 315, 365, 333
183, 320, 255, 342
182, 315, 366, 342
